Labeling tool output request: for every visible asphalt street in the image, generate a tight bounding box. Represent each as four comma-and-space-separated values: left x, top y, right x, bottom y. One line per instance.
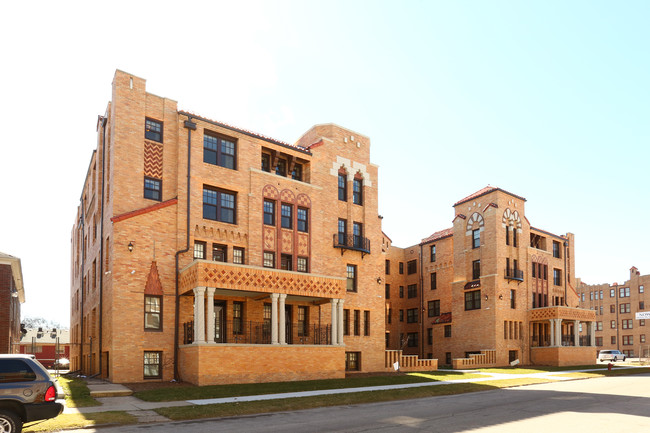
65, 372, 650, 433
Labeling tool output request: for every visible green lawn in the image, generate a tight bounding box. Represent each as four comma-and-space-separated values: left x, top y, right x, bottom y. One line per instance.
135, 371, 483, 402
477, 365, 608, 374
57, 376, 100, 407
23, 412, 137, 432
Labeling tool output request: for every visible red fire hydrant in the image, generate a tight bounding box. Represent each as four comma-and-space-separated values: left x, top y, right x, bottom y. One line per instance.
608, 363, 613, 371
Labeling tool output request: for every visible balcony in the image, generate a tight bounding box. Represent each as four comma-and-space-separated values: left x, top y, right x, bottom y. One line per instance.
504, 268, 524, 282
333, 234, 371, 257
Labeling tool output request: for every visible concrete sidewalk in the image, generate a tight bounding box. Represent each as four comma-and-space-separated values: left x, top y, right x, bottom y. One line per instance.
63, 365, 646, 417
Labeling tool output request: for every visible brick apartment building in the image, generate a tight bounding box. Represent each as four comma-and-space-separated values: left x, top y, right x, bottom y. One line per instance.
70, 70, 439, 385
384, 187, 598, 368
577, 267, 649, 358
0, 252, 25, 354
19, 328, 70, 368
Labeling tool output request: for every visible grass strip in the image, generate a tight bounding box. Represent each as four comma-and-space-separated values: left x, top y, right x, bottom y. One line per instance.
552, 367, 650, 379
58, 377, 100, 408
477, 365, 608, 374
135, 371, 479, 402
155, 377, 553, 421
23, 411, 137, 432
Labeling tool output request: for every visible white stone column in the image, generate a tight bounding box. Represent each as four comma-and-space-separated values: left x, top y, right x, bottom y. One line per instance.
337, 299, 345, 345
574, 320, 580, 346
549, 319, 555, 346
279, 294, 287, 345
590, 322, 596, 346
331, 299, 338, 345
206, 287, 215, 343
271, 294, 279, 345
193, 287, 206, 343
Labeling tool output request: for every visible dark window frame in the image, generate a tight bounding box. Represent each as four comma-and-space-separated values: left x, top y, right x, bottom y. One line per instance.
465, 290, 481, 311
297, 207, 308, 232
233, 247, 245, 264
144, 295, 162, 331
430, 272, 437, 290
338, 173, 347, 201
143, 351, 162, 379
347, 264, 357, 292
472, 229, 480, 248
263, 251, 275, 268
145, 118, 163, 142
407, 260, 417, 275
203, 186, 236, 224
203, 131, 237, 170
144, 177, 162, 201
428, 300, 440, 317
297, 256, 308, 273
263, 200, 275, 226
352, 177, 363, 205
281, 203, 293, 229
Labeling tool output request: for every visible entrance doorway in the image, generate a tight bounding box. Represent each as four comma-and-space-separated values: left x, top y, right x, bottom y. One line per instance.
285, 305, 293, 344
214, 301, 226, 343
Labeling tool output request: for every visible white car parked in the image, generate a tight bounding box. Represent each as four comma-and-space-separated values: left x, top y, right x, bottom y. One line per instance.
598, 350, 626, 362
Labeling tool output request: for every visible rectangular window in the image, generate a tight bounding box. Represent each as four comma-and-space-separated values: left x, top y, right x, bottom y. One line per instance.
532, 262, 537, 278
352, 178, 363, 205
281, 204, 292, 229
619, 287, 630, 297
611, 336, 616, 344
297, 208, 308, 232
407, 284, 418, 298
291, 163, 303, 181
233, 247, 245, 264
623, 335, 633, 345
144, 295, 161, 330
297, 257, 308, 273
263, 200, 275, 226
407, 332, 418, 347
430, 245, 436, 262
472, 229, 480, 248
212, 244, 227, 262
263, 252, 275, 268
385, 284, 390, 299
145, 118, 162, 142
611, 320, 616, 329
600, 290, 604, 300
203, 187, 236, 224
595, 337, 603, 346
510, 289, 516, 309
640, 285, 645, 293
144, 351, 162, 378
354, 310, 361, 335
472, 260, 480, 280
513, 227, 517, 247
281, 254, 293, 271
406, 308, 418, 323
553, 269, 561, 286
407, 260, 417, 275
610, 288, 615, 297
144, 177, 162, 201
428, 300, 440, 317
399, 262, 404, 274
387, 308, 392, 324
622, 319, 633, 329
430, 272, 437, 290
620, 303, 631, 314
347, 264, 357, 292
338, 173, 347, 201
298, 306, 308, 336
193, 241, 206, 259
353, 222, 363, 248
399, 310, 404, 322
261, 153, 271, 172
640, 301, 645, 310
641, 334, 646, 343
399, 286, 404, 298
233, 302, 243, 335
275, 158, 287, 176
596, 321, 603, 331
385, 259, 391, 275
444, 325, 451, 338
506, 226, 510, 245
345, 352, 360, 371
465, 290, 481, 310
203, 132, 236, 169
344, 309, 350, 335
641, 320, 646, 326
364, 311, 370, 336
338, 219, 347, 245
610, 304, 615, 313
552, 241, 561, 258
427, 328, 433, 345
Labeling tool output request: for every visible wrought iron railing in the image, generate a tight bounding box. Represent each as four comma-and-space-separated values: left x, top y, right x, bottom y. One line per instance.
504, 268, 524, 281
333, 234, 370, 254
183, 320, 331, 345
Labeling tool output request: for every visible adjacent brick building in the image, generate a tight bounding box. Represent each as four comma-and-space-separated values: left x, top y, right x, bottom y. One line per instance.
384, 187, 598, 368
69, 70, 432, 385
0, 252, 25, 354
577, 267, 649, 358
19, 328, 70, 368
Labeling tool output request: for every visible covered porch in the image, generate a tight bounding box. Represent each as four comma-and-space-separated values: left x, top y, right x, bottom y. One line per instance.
528, 306, 597, 366
177, 260, 348, 385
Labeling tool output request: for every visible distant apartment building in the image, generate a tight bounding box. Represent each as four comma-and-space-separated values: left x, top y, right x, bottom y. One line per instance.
0, 252, 25, 354
577, 267, 649, 358
19, 328, 70, 368
384, 187, 598, 368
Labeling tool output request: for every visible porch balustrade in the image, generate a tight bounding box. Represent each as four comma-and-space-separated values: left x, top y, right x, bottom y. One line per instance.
183, 320, 331, 346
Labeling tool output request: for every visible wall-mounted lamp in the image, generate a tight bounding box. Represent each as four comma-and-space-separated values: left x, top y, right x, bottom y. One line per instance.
499, 294, 503, 300
11, 289, 18, 298
128, 241, 134, 252
377, 277, 383, 284
485, 295, 488, 301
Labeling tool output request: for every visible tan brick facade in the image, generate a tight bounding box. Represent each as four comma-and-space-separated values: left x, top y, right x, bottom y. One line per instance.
70, 70, 386, 384
385, 187, 597, 367
577, 267, 649, 358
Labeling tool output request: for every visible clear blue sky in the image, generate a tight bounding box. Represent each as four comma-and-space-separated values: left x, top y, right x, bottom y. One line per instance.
1, 1, 648, 326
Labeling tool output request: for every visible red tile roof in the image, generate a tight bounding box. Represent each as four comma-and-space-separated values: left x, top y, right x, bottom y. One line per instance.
454, 186, 526, 206
421, 227, 453, 244
178, 110, 311, 153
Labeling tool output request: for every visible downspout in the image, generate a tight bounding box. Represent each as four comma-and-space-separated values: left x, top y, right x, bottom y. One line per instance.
98, 115, 107, 377
79, 198, 86, 372
419, 244, 424, 358
563, 241, 568, 306
174, 116, 196, 381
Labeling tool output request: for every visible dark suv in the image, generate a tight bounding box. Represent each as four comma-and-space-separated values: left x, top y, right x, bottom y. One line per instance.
0, 354, 64, 433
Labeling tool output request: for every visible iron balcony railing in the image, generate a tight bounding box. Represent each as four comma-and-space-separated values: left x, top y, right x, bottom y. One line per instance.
504, 268, 524, 281
183, 320, 332, 346
333, 234, 371, 255
530, 334, 591, 347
